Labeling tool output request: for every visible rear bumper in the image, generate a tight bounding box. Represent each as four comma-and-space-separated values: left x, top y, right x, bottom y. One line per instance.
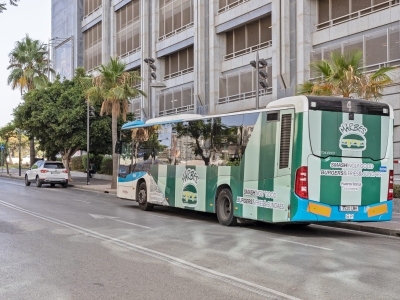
39, 178, 68, 184
291, 197, 392, 222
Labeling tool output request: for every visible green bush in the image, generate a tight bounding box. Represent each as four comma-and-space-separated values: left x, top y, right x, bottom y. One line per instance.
82, 154, 103, 172
394, 184, 400, 199
100, 156, 113, 175
71, 156, 84, 171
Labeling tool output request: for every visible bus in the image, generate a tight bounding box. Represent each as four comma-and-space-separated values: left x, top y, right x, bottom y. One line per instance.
116, 96, 393, 225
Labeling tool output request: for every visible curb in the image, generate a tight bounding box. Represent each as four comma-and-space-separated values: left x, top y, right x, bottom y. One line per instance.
316, 222, 400, 237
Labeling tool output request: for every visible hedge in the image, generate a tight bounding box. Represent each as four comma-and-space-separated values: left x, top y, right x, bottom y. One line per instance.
70, 156, 84, 171
101, 157, 113, 175
82, 154, 103, 172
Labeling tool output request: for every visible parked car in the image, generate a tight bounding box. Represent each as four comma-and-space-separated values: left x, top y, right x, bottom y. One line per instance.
7, 157, 19, 164
22, 155, 30, 165
25, 161, 68, 188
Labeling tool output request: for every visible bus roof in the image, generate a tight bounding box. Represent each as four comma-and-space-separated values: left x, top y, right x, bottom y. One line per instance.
121, 96, 393, 130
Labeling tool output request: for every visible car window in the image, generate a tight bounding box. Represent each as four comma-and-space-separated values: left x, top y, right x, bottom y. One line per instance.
44, 163, 65, 169
31, 162, 39, 169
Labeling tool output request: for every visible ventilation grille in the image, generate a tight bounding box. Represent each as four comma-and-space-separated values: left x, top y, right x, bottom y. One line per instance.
279, 114, 292, 169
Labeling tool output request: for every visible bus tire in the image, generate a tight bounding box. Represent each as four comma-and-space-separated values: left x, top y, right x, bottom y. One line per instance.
138, 181, 154, 211
216, 188, 237, 226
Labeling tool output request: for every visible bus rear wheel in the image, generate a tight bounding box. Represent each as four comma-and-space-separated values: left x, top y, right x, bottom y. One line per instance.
216, 188, 237, 226
138, 181, 154, 211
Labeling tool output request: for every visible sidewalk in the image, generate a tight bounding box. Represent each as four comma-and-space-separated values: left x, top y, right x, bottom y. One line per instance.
0, 168, 116, 194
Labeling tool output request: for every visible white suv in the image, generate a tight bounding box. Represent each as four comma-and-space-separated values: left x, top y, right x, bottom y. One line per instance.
25, 161, 68, 188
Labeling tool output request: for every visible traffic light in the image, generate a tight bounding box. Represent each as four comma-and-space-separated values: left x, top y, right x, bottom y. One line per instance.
89, 105, 95, 117
250, 57, 268, 89
144, 57, 157, 80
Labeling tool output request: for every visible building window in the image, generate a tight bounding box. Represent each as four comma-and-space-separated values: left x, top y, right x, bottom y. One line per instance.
310, 25, 400, 75
84, 0, 102, 17
84, 22, 102, 71
218, 0, 251, 14
164, 46, 194, 80
129, 99, 141, 119
225, 15, 272, 60
218, 65, 272, 105
159, 0, 193, 41
158, 84, 194, 116
316, 0, 399, 30
116, 0, 141, 58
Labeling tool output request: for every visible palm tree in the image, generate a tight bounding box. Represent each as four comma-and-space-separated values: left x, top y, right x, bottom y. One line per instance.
7, 35, 53, 166
298, 50, 395, 100
0, 0, 19, 13
84, 57, 145, 189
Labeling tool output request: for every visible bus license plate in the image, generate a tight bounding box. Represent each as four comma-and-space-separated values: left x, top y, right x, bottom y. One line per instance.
340, 206, 359, 212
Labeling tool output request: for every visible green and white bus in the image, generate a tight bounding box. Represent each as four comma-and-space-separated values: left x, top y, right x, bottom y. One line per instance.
117, 96, 393, 225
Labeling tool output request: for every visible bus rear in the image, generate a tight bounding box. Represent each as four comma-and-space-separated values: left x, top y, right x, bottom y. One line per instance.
291, 96, 393, 222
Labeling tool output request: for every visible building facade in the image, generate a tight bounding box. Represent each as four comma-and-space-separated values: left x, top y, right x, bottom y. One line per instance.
51, 0, 84, 80
52, 0, 400, 172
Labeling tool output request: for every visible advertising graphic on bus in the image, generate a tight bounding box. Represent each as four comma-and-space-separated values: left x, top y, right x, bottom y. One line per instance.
117, 96, 393, 225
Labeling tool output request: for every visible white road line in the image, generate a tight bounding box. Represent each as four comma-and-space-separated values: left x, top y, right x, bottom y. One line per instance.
0, 199, 300, 300
265, 237, 333, 251
311, 224, 400, 240
144, 213, 168, 219
114, 219, 151, 229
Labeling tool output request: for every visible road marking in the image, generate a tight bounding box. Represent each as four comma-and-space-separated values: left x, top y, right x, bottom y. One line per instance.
0, 199, 300, 300
89, 213, 151, 229
264, 237, 333, 251
144, 213, 168, 219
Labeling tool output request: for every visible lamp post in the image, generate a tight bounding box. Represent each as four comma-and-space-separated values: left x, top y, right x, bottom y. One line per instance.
86, 101, 95, 185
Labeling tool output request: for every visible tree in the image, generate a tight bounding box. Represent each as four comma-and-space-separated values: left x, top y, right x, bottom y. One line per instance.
13, 69, 130, 181
7, 35, 54, 166
0, 122, 16, 174
0, 0, 19, 13
84, 57, 145, 189
298, 50, 395, 100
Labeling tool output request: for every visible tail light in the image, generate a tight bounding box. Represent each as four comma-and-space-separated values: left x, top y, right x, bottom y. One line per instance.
295, 166, 308, 199
388, 170, 394, 200
40, 170, 48, 173
62, 170, 68, 173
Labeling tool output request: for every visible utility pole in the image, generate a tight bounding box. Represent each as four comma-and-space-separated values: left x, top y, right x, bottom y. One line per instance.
86, 102, 95, 185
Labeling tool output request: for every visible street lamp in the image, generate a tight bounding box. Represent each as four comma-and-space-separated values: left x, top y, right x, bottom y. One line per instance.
86, 101, 95, 185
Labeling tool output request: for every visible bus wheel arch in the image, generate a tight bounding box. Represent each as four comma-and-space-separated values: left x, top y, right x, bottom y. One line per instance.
136, 179, 154, 211
215, 185, 237, 226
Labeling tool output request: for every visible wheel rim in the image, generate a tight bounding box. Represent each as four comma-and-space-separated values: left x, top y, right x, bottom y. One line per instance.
138, 188, 146, 204
219, 196, 231, 221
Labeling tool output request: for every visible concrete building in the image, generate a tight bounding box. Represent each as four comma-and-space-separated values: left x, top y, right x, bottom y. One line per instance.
51, 0, 84, 80
52, 0, 400, 171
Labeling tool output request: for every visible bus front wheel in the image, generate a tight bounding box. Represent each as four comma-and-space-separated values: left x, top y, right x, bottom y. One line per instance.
138, 181, 154, 211
216, 188, 237, 226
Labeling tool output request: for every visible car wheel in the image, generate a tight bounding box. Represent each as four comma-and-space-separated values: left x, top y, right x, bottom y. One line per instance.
216, 188, 237, 226
50, 183, 55, 187
62, 182, 68, 188
24, 175, 31, 186
36, 176, 42, 188
138, 181, 154, 211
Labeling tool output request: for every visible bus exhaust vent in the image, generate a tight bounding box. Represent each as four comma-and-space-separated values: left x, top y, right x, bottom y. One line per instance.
279, 114, 292, 169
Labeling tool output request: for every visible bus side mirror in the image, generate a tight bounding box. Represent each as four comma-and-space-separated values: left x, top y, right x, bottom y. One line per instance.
115, 141, 122, 154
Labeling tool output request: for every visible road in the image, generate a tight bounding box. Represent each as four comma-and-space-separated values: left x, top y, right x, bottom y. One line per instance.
0, 177, 400, 300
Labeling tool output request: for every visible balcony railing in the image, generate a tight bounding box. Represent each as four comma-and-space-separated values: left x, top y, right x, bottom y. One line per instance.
159, 104, 195, 116
218, 0, 251, 14
164, 67, 194, 81
316, 0, 400, 31
217, 88, 272, 105
224, 40, 272, 61
83, 5, 102, 20
118, 47, 141, 59
158, 22, 194, 42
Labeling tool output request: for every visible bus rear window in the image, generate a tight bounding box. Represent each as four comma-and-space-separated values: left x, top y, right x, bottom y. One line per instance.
309, 110, 389, 160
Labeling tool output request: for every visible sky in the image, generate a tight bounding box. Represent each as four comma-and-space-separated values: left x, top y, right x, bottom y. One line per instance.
0, 0, 51, 128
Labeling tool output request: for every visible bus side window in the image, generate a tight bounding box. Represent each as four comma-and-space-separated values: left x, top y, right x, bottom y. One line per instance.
213, 115, 243, 166
241, 113, 259, 156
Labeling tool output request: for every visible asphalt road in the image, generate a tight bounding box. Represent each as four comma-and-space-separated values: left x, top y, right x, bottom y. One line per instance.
1, 177, 400, 300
